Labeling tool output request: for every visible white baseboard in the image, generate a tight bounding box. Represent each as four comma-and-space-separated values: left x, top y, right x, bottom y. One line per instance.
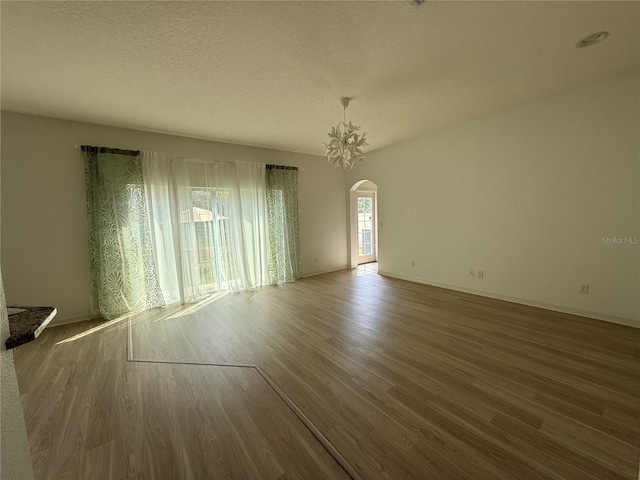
301, 267, 347, 278
378, 270, 639, 329
48, 314, 102, 328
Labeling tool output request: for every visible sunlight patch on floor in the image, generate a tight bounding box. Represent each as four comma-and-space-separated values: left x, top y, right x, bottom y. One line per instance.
163, 292, 229, 320
55, 316, 129, 344
356, 262, 378, 276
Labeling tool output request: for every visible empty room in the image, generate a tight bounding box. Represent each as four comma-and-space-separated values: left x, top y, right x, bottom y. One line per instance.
1, 1, 639, 479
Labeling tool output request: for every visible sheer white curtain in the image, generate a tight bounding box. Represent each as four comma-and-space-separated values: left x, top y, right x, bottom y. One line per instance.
142, 152, 268, 304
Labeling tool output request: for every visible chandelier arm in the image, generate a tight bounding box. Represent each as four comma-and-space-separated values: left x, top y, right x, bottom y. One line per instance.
324, 98, 367, 169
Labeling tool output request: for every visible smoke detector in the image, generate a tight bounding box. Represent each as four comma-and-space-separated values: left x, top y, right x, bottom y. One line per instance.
576, 31, 609, 48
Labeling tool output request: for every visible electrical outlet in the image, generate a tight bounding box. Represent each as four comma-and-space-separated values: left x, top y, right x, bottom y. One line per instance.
469, 268, 474, 277
313, 256, 318, 264
579, 283, 589, 294
410, 260, 416, 268
477, 270, 484, 278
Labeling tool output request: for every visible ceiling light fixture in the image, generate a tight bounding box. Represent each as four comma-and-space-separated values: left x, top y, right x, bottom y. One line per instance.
323, 97, 368, 170
576, 31, 609, 48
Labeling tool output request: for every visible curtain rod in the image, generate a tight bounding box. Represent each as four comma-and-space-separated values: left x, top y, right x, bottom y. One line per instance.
172, 158, 300, 171
76, 145, 300, 171
79, 145, 140, 157
266, 164, 298, 171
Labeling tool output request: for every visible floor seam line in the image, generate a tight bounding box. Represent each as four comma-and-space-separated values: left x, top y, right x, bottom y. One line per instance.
126, 317, 364, 480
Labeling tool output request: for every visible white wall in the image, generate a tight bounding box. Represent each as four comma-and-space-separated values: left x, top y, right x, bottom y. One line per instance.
1, 273, 35, 480
348, 73, 640, 326
1, 113, 347, 324
1, 142, 35, 479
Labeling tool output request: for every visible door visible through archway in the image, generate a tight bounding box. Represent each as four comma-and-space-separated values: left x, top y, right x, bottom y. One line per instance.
349, 180, 378, 268
357, 193, 375, 264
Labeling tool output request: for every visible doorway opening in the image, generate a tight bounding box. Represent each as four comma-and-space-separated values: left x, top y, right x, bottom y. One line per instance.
357, 193, 375, 264
349, 180, 378, 269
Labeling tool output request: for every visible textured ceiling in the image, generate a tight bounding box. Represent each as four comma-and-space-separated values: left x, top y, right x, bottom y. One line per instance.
2, 1, 639, 156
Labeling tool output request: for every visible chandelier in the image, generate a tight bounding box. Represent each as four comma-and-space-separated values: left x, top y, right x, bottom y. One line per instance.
323, 97, 368, 170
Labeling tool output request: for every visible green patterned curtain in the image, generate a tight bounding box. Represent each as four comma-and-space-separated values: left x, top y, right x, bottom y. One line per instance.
266, 165, 301, 284
83, 146, 165, 319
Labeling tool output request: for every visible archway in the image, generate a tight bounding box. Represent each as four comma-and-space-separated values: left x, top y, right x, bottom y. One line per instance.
349, 180, 378, 269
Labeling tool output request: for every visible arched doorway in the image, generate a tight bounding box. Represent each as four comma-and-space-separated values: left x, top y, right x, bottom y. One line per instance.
349, 180, 378, 269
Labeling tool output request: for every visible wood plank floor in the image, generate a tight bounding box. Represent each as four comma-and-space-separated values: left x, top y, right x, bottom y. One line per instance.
14, 269, 640, 479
